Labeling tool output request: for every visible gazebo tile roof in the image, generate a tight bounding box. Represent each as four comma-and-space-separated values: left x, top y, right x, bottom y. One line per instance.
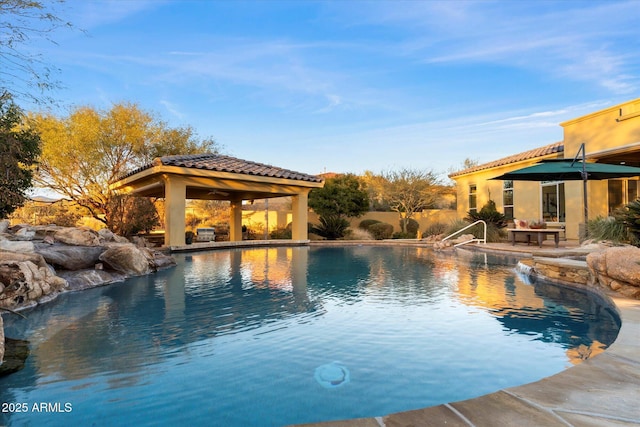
120, 154, 323, 183
448, 141, 564, 178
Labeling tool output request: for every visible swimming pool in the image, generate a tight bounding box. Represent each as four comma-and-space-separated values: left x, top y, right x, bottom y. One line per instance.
0, 246, 620, 426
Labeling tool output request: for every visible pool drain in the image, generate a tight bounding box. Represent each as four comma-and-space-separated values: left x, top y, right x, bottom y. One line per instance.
314, 362, 350, 388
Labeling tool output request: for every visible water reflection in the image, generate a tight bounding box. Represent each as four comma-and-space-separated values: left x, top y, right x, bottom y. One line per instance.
0, 246, 620, 426
448, 248, 619, 364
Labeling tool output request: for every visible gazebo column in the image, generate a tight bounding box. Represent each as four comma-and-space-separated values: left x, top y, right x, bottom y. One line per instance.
291, 191, 309, 240
163, 174, 187, 246
229, 199, 243, 242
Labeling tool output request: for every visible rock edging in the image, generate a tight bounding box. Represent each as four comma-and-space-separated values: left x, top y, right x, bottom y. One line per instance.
517, 244, 640, 300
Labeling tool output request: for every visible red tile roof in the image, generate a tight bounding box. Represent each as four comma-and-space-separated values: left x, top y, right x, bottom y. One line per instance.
120, 154, 323, 183
448, 141, 564, 178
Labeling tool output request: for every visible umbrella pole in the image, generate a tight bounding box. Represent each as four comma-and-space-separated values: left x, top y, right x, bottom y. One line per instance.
572, 143, 589, 237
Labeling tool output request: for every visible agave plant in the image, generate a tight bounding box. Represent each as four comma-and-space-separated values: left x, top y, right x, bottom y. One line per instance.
614, 199, 640, 245
311, 215, 350, 240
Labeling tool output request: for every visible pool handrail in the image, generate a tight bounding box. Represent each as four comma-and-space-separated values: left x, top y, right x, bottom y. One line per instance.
441, 220, 487, 247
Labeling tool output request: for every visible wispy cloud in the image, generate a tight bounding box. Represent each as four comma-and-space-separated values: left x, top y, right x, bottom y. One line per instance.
335, 1, 640, 95
160, 99, 185, 120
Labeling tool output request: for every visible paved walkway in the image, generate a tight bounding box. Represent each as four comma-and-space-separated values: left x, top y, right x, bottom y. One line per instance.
295, 241, 640, 427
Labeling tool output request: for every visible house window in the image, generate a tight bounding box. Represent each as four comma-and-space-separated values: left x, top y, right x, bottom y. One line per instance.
469, 184, 477, 213
541, 182, 565, 222
608, 179, 639, 214
503, 180, 514, 220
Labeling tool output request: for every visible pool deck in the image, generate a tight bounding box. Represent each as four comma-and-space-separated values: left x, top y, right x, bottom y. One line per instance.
293, 240, 640, 427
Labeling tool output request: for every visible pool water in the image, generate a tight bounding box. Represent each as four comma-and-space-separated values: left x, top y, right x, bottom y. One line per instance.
0, 246, 620, 426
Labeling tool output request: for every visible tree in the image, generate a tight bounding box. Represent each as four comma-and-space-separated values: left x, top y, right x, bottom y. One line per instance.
309, 174, 369, 239
0, 93, 40, 218
1, 0, 74, 105
30, 102, 220, 228
360, 170, 390, 211
379, 168, 443, 234
106, 194, 159, 237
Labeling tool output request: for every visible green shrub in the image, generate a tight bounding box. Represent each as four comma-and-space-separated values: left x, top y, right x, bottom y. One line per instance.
392, 231, 415, 239
270, 225, 292, 239
358, 219, 382, 230
587, 216, 631, 244
401, 218, 420, 237
368, 222, 393, 240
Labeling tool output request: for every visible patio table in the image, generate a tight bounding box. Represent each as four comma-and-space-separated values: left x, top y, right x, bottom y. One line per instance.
508, 228, 560, 248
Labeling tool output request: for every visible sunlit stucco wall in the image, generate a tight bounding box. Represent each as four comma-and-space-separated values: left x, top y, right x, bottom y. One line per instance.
242, 209, 458, 235
453, 162, 552, 223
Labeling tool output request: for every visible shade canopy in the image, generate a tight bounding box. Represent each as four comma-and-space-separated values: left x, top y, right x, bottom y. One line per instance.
491, 159, 640, 182
491, 143, 640, 231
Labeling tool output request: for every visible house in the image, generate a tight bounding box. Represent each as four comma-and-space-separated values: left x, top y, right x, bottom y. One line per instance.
449, 98, 640, 241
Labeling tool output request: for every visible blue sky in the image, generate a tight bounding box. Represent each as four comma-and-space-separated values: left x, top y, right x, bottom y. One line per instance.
20, 0, 640, 179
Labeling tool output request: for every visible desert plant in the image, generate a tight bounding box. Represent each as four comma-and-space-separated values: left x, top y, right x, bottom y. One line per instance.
50, 210, 81, 227
613, 200, 640, 246
270, 225, 292, 239
311, 215, 350, 240
587, 216, 632, 244
343, 228, 374, 240
422, 222, 447, 238
444, 219, 473, 237
465, 200, 507, 229
368, 222, 394, 240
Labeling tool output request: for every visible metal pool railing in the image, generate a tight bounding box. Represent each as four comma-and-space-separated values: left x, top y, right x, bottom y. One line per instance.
441, 220, 487, 247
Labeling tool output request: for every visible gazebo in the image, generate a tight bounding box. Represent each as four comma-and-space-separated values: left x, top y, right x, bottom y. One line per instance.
109, 154, 324, 246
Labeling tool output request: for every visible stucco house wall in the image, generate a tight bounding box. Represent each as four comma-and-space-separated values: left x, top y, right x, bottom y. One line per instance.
450, 98, 640, 241
561, 99, 640, 239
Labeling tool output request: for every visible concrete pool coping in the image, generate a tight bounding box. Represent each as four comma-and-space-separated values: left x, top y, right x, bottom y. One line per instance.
168, 239, 639, 426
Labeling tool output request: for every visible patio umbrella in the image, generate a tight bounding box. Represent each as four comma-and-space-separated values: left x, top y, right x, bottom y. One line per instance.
491, 143, 640, 226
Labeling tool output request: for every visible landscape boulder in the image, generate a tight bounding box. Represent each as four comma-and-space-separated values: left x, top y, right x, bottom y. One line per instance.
0, 315, 3, 368
587, 246, 640, 299
99, 244, 152, 276
59, 269, 127, 291
53, 227, 101, 246
0, 239, 35, 253
13, 227, 36, 241
98, 228, 130, 244
142, 247, 177, 270
0, 259, 68, 310
34, 244, 105, 270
